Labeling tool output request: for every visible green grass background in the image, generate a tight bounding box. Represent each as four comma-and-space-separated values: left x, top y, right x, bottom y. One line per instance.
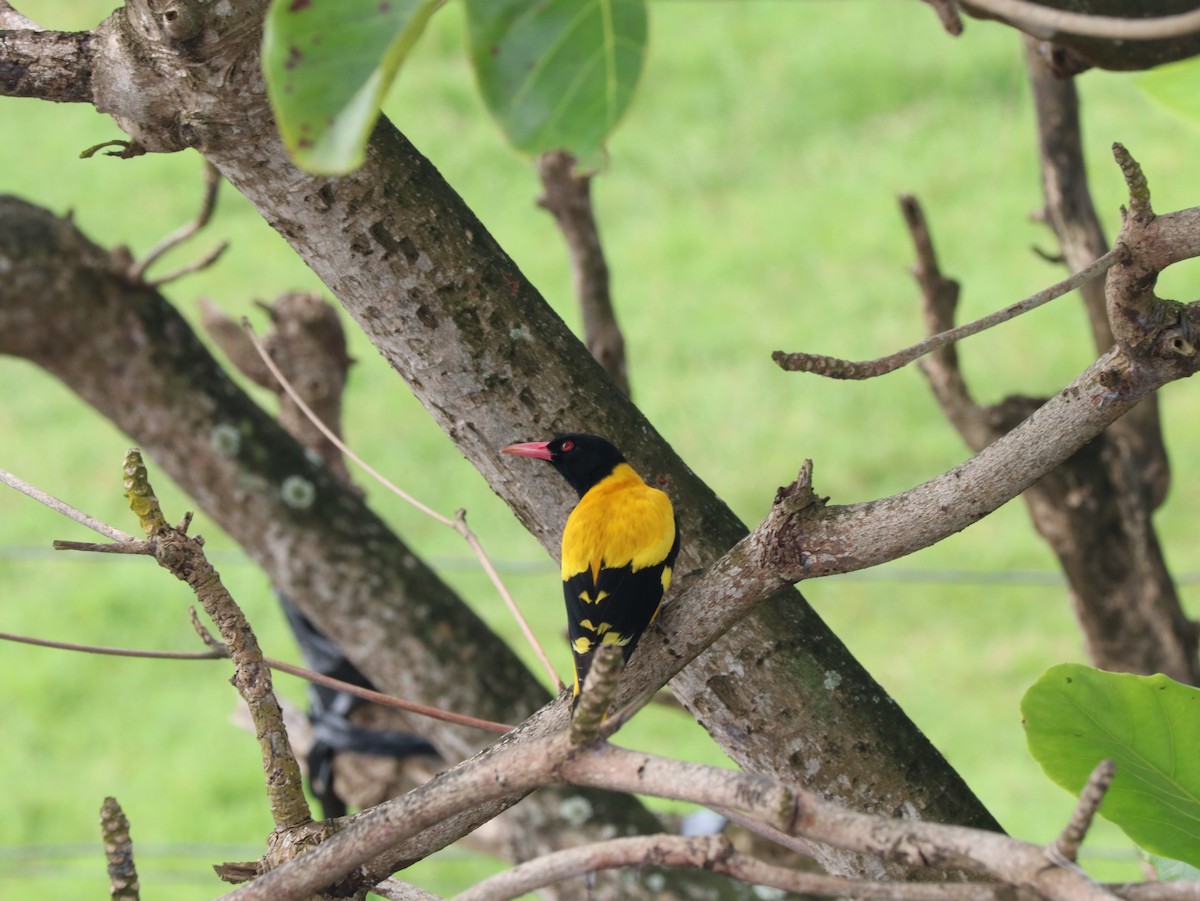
2, 0, 1199, 896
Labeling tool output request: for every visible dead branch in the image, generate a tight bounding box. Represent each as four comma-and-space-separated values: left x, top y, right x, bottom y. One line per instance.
100, 797, 140, 901
772, 246, 1121, 379
0, 627, 512, 733
537, 150, 630, 395
1023, 50, 1196, 681
126, 161, 224, 284
0, 463, 136, 542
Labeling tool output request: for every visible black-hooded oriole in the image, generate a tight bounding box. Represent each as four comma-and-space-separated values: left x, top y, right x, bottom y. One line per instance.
502, 434, 680, 705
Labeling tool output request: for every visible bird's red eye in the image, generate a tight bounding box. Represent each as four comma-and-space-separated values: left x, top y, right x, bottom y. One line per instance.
560, 439, 574, 452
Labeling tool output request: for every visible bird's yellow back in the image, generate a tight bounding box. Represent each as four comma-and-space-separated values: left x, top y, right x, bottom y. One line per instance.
561, 463, 676, 586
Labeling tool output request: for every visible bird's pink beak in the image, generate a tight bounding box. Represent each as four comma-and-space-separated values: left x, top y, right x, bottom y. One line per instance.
501, 440, 553, 461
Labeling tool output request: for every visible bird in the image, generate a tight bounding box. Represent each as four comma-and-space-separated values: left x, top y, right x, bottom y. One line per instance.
501, 434, 680, 706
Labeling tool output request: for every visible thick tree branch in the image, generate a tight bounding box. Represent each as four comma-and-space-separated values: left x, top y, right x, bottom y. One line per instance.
963, 0, 1200, 40
0, 2, 42, 30
0, 28, 93, 102
222, 732, 1138, 901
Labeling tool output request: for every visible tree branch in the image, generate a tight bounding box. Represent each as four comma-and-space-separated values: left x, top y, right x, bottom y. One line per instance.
0, 27, 93, 103
0, 463, 137, 542
772, 246, 1122, 379
0, 628, 513, 733
537, 150, 630, 395
119, 448, 315, 838
963, 0, 1200, 40
126, 161, 223, 283
1048, 759, 1114, 866
0, 1, 42, 30
220, 732, 1141, 901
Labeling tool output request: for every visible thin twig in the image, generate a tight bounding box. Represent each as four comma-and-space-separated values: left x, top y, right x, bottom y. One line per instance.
265, 653, 512, 734
241, 319, 565, 692
128, 161, 223, 284
53, 538, 151, 554
0, 629, 223, 660
243, 319, 446, 521
0, 464, 137, 542
921, 0, 964, 35
0, 627, 512, 734
966, 0, 1200, 40
143, 239, 229, 288
773, 245, 1123, 380
709, 804, 819, 859
1048, 759, 1115, 866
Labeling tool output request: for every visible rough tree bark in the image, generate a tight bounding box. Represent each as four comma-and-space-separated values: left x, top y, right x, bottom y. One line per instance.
0, 0, 1001, 884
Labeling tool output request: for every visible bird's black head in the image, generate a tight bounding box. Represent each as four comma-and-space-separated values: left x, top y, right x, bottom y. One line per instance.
501, 433, 626, 497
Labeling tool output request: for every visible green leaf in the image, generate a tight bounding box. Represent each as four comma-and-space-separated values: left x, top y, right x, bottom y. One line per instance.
1136, 57, 1200, 128
1022, 664, 1200, 867
465, 0, 648, 162
262, 0, 441, 175
1148, 854, 1200, 882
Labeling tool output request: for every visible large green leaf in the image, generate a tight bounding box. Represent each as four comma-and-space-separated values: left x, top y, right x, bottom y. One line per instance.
1137, 57, 1200, 129
465, 0, 648, 162
1150, 855, 1200, 882
1022, 664, 1200, 867
262, 0, 441, 174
